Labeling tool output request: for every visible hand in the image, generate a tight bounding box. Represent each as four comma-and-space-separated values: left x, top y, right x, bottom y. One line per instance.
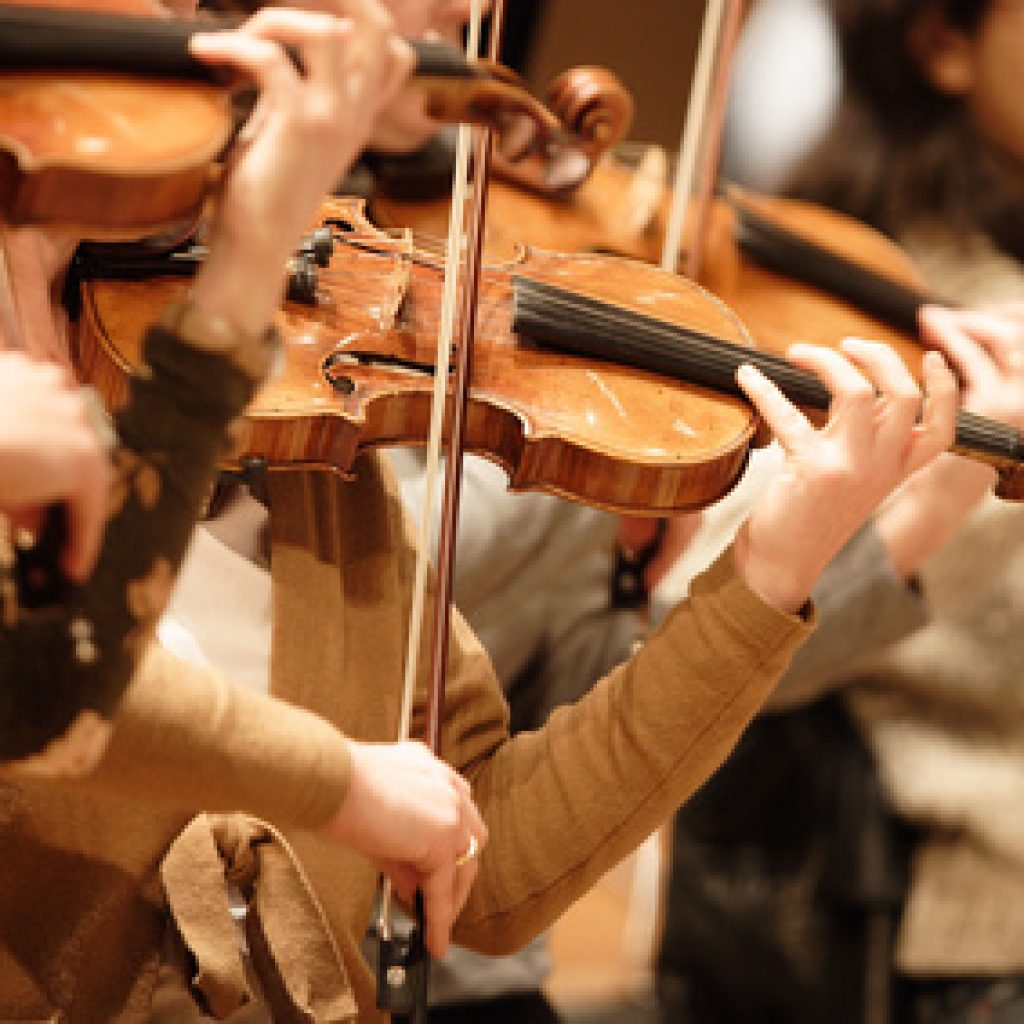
867, 305, 1024, 578
380, 0, 478, 37
188, 1, 414, 336
733, 339, 957, 612
919, 305, 1024, 429
0, 353, 112, 581
368, 0, 490, 153
319, 739, 488, 957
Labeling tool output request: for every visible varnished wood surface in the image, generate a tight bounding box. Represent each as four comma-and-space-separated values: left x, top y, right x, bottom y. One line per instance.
79, 197, 760, 515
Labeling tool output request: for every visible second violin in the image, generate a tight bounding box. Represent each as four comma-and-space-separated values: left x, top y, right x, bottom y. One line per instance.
0, 1, 628, 239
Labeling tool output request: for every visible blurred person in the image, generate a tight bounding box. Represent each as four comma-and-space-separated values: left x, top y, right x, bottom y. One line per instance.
659, 2, 1024, 1021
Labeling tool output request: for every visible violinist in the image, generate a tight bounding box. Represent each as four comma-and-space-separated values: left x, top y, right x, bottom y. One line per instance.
658, 1, 1024, 1021
0, 4, 967, 1024
0, 0, 493, 1010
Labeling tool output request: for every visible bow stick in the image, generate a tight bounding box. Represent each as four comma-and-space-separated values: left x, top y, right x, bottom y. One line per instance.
375, 2, 500, 1019
660, 0, 745, 276
684, 0, 746, 278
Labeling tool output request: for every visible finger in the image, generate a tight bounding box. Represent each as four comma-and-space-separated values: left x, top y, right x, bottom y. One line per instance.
382, 862, 420, 908
62, 456, 111, 582
838, 337, 922, 443
983, 300, 1024, 328
383, 36, 417, 100
908, 350, 958, 472
450, 855, 480, 932
927, 306, 1024, 375
419, 863, 457, 957
189, 28, 300, 94
919, 306, 1001, 387
785, 342, 878, 425
332, 0, 414, 104
736, 363, 815, 452
239, 8, 357, 85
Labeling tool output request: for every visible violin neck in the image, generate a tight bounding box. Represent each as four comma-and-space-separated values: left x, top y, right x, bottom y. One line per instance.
0, 7, 217, 81
0, 7, 469, 84
732, 201, 939, 334
513, 276, 1024, 469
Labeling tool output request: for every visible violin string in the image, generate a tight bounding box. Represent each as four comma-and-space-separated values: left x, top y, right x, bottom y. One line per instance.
320, 273, 1023, 461
518, 283, 1024, 458
309, 238, 1022, 461
333, 230, 506, 272
315, 249, 741, 344
313, 248, 786, 375
313, 254, 768, 381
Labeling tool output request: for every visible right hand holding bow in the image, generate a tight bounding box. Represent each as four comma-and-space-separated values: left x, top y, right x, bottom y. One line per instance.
319, 739, 488, 957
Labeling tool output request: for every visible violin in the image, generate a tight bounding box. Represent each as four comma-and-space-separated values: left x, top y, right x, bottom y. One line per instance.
371, 146, 967, 408
73, 196, 1024, 510
0, 1, 615, 239
370, 140, 669, 262
697, 186, 937, 371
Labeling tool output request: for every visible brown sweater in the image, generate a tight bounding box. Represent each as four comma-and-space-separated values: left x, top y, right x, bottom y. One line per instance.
0, 319, 272, 770
0, 454, 812, 1021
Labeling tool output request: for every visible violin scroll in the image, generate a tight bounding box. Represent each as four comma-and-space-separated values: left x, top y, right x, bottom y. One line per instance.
490, 65, 635, 197
546, 66, 634, 163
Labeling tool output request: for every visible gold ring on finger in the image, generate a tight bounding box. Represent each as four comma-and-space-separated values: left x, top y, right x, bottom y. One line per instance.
455, 834, 479, 868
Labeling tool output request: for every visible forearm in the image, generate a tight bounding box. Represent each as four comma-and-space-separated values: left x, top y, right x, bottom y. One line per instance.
0, 318, 274, 767
768, 523, 929, 711
5, 641, 352, 831
445, 547, 812, 954
873, 452, 995, 579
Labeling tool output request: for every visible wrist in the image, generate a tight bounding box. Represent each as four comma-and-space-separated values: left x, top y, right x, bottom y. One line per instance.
875, 453, 994, 577
158, 298, 281, 386
317, 738, 364, 847
732, 522, 814, 615
189, 237, 290, 339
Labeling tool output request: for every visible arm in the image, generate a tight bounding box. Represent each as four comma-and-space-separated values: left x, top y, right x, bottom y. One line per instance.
0, 3, 413, 768
436, 339, 959, 953
443, 547, 812, 954
0, 320, 275, 767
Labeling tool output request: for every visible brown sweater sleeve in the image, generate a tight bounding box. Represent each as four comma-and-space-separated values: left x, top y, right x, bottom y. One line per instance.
0, 323, 270, 767
433, 547, 814, 954
4, 640, 353, 832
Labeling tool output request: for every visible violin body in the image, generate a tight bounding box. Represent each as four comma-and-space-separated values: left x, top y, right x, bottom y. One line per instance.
0, 75, 230, 239
77, 197, 759, 515
75, 196, 1024, 506
372, 145, 669, 264
0, 3, 633, 240
0, 0, 234, 240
